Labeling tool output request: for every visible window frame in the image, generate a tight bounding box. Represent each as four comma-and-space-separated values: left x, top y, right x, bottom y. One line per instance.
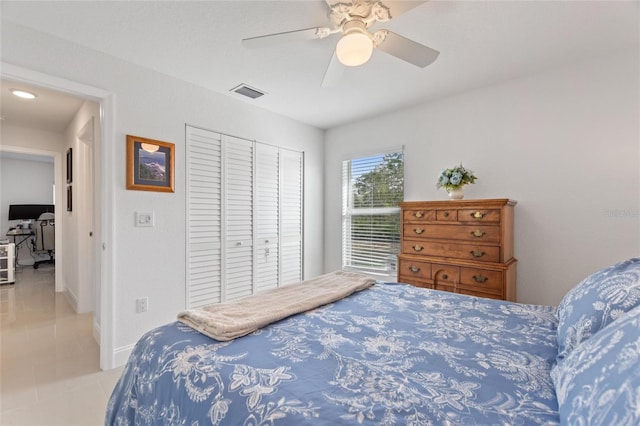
341, 147, 404, 278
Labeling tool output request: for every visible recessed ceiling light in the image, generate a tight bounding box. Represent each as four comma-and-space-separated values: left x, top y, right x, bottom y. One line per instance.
10, 89, 37, 99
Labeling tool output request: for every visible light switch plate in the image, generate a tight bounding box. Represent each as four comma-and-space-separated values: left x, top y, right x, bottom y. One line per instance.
135, 211, 154, 227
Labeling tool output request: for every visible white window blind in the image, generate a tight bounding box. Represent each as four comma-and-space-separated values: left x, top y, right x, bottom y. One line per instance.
342, 151, 404, 274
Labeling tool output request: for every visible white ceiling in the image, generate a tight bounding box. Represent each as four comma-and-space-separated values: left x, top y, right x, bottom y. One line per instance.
1, 0, 638, 131
1, 78, 85, 133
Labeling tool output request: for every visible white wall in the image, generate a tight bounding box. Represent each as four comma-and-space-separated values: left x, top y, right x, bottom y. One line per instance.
62, 100, 100, 315
0, 156, 55, 265
1, 21, 325, 365
325, 50, 640, 306
0, 124, 65, 153
1, 125, 63, 266
0, 157, 54, 228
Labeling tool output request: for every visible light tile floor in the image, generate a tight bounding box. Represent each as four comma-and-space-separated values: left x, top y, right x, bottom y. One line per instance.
0, 266, 123, 425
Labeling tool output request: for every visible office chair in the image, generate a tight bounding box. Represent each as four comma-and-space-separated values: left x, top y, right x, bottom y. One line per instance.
32, 212, 55, 269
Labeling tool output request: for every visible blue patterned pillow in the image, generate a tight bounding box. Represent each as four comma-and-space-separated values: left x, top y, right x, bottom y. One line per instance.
556, 257, 640, 362
551, 305, 640, 425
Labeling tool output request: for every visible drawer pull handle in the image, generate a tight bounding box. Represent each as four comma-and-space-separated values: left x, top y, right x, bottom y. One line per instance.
472, 211, 485, 219
414, 228, 425, 235
473, 274, 488, 283
443, 211, 450, 218
471, 230, 485, 238
470, 250, 486, 258
414, 211, 424, 218
442, 274, 449, 280
412, 245, 424, 252
409, 266, 421, 273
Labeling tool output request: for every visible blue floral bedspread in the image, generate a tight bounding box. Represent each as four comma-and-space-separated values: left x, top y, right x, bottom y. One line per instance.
106, 283, 560, 425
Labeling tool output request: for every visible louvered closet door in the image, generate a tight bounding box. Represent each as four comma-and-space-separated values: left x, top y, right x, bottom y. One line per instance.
280, 149, 304, 285
224, 136, 254, 301
186, 125, 304, 308
186, 127, 222, 308
255, 144, 280, 291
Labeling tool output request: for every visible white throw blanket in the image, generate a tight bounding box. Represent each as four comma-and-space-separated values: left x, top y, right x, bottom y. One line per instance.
177, 271, 376, 341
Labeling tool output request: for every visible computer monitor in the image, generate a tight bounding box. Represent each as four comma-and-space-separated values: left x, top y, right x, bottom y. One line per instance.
8, 204, 55, 221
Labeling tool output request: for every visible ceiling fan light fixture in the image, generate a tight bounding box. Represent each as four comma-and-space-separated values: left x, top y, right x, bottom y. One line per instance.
336, 32, 373, 67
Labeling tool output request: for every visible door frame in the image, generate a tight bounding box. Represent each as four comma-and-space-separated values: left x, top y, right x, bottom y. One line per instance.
1, 62, 116, 370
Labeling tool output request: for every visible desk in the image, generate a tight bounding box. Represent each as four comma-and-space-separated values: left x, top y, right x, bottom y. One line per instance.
6, 229, 34, 268
6, 228, 34, 249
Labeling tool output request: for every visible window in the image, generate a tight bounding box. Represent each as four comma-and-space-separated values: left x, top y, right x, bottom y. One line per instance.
342, 150, 404, 275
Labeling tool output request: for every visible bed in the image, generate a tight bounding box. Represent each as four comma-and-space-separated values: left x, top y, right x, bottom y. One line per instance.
106, 259, 640, 425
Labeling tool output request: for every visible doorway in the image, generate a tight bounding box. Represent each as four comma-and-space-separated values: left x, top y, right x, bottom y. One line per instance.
1, 62, 115, 370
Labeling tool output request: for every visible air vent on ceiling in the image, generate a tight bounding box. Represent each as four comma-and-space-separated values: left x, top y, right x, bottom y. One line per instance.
230, 84, 265, 99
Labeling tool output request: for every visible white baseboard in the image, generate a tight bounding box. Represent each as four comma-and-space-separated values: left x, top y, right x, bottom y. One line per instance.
63, 288, 78, 313
114, 343, 136, 367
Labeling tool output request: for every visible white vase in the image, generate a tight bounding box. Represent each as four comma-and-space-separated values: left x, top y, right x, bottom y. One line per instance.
447, 187, 464, 200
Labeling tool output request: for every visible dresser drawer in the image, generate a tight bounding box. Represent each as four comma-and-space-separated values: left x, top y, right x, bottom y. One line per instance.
457, 209, 501, 223
436, 209, 457, 221
432, 263, 460, 294
398, 258, 432, 281
431, 263, 460, 284
460, 267, 503, 293
402, 240, 499, 262
403, 209, 435, 222
404, 224, 426, 238
403, 224, 500, 243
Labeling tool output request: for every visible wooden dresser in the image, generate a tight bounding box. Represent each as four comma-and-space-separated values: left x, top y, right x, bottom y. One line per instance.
397, 199, 517, 301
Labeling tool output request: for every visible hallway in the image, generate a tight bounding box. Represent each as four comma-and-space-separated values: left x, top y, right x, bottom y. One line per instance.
0, 267, 121, 425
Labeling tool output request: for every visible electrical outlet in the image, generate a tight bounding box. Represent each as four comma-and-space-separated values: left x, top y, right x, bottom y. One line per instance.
136, 297, 148, 313
135, 211, 154, 227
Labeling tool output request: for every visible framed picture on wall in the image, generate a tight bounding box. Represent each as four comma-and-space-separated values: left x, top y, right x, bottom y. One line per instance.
67, 185, 72, 212
66, 148, 72, 183
126, 135, 175, 192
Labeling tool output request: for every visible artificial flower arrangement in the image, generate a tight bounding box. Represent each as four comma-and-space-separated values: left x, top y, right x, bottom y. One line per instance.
436, 164, 477, 191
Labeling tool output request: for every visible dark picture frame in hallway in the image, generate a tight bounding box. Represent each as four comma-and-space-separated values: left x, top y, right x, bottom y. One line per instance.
66, 185, 72, 212
66, 148, 73, 183
126, 135, 175, 192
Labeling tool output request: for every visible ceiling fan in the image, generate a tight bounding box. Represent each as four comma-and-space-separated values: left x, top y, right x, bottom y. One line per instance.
242, 0, 439, 87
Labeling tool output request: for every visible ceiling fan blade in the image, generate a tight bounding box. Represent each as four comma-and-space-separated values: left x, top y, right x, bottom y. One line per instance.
382, 1, 428, 19
376, 30, 439, 67
321, 50, 344, 87
242, 27, 322, 48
